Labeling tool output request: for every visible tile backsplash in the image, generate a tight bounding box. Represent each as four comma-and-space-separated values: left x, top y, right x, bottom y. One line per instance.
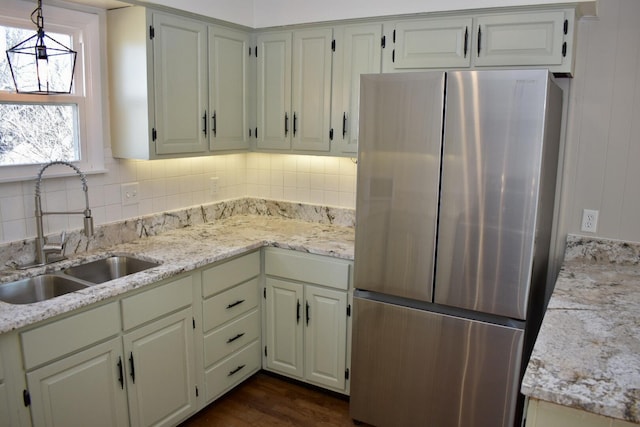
0, 151, 358, 245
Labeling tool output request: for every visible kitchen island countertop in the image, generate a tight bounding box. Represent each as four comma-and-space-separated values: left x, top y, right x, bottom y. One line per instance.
521, 235, 640, 424
0, 214, 354, 334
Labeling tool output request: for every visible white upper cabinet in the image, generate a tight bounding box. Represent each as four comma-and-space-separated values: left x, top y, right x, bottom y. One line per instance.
108, 7, 251, 159
474, 11, 569, 68
385, 8, 576, 76
389, 18, 473, 70
208, 26, 250, 151
153, 14, 209, 156
256, 28, 333, 153
332, 23, 383, 155
291, 28, 333, 152
256, 32, 293, 150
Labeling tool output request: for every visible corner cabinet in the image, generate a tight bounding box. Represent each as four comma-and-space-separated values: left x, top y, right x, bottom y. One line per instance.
256, 28, 333, 153
263, 248, 352, 394
108, 6, 251, 159
384, 8, 577, 76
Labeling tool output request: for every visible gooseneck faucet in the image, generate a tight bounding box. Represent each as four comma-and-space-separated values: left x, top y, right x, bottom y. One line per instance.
32, 161, 94, 266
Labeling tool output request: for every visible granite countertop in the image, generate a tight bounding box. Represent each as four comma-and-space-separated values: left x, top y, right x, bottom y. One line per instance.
521, 235, 640, 424
0, 214, 355, 335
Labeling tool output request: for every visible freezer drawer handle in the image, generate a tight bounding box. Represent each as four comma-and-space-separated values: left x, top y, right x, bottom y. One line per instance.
226, 299, 245, 309
228, 364, 246, 377
226, 332, 245, 344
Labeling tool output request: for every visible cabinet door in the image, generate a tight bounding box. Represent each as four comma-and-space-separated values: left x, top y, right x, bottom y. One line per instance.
209, 26, 250, 151
265, 278, 303, 378
124, 308, 196, 427
389, 17, 473, 70
153, 13, 208, 155
304, 285, 347, 391
257, 32, 292, 150
291, 28, 333, 152
26, 338, 128, 427
0, 382, 8, 427
474, 11, 566, 67
332, 24, 382, 155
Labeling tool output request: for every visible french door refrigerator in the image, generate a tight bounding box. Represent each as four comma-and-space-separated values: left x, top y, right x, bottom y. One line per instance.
350, 70, 562, 427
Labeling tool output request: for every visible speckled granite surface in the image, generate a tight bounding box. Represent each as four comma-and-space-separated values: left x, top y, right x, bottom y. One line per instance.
521, 234, 640, 423
0, 199, 355, 334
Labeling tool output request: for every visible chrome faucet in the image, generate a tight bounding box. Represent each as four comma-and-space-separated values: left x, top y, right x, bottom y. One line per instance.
30, 161, 94, 266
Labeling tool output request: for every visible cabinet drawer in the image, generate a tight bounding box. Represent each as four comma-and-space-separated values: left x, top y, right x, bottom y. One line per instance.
202, 251, 260, 298
205, 340, 261, 402
122, 275, 193, 331
203, 278, 258, 331
204, 309, 260, 367
22, 302, 120, 370
265, 249, 351, 290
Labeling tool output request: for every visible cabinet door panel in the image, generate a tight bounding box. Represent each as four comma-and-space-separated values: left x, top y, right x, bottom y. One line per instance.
474, 11, 566, 67
153, 13, 208, 155
265, 278, 303, 378
26, 338, 128, 427
209, 26, 249, 151
292, 28, 333, 151
304, 285, 347, 391
257, 32, 292, 150
333, 24, 382, 154
393, 18, 473, 69
124, 308, 195, 427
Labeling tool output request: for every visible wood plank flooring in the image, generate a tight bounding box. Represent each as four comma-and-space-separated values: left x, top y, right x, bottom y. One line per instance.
179, 372, 358, 426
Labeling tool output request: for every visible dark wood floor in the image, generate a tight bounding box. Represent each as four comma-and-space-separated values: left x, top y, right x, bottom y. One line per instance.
179, 372, 358, 426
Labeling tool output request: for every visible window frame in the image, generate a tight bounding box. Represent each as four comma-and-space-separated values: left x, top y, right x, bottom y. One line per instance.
0, 0, 106, 182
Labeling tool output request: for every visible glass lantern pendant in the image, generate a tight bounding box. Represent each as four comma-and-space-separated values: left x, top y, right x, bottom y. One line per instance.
5, 0, 77, 94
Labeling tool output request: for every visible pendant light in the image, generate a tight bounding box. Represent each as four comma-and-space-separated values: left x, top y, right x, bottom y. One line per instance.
5, 0, 77, 94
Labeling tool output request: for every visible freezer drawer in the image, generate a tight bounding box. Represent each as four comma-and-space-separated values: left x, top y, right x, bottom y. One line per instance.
350, 296, 524, 427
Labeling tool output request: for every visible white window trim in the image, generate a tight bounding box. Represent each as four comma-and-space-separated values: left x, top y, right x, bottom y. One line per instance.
0, 0, 106, 182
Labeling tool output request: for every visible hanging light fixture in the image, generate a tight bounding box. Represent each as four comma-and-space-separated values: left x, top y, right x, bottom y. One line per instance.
5, 0, 77, 94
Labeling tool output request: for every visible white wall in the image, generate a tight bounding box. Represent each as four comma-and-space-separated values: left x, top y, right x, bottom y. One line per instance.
251, 0, 592, 27
136, 0, 255, 27
557, 0, 640, 244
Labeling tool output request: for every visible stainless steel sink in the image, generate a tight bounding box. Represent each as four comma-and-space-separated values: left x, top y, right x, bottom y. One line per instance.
0, 275, 89, 304
63, 256, 160, 284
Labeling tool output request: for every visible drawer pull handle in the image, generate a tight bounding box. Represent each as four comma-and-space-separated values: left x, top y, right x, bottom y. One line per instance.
226, 299, 245, 309
226, 332, 245, 344
228, 364, 246, 376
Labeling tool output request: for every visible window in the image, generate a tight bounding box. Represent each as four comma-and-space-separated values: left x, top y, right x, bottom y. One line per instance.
0, 0, 105, 182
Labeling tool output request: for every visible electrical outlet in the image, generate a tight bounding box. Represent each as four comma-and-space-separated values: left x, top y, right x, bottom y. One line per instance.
581, 209, 599, 233
121, 182, 140, 206
209, 177, 219, 198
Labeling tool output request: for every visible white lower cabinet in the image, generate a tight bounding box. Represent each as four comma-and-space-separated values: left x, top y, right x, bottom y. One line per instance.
21, 275, 196, 427
263, 248, 352, 394
26, 337, 129, 427
123, 308, 195, 427
200, 252, 262, 403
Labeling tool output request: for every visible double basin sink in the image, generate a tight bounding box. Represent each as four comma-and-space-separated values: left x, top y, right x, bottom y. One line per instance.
0, 256, 160, 305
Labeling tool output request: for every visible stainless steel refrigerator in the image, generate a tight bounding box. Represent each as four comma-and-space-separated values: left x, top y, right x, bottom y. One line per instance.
350, 70, 562, 427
